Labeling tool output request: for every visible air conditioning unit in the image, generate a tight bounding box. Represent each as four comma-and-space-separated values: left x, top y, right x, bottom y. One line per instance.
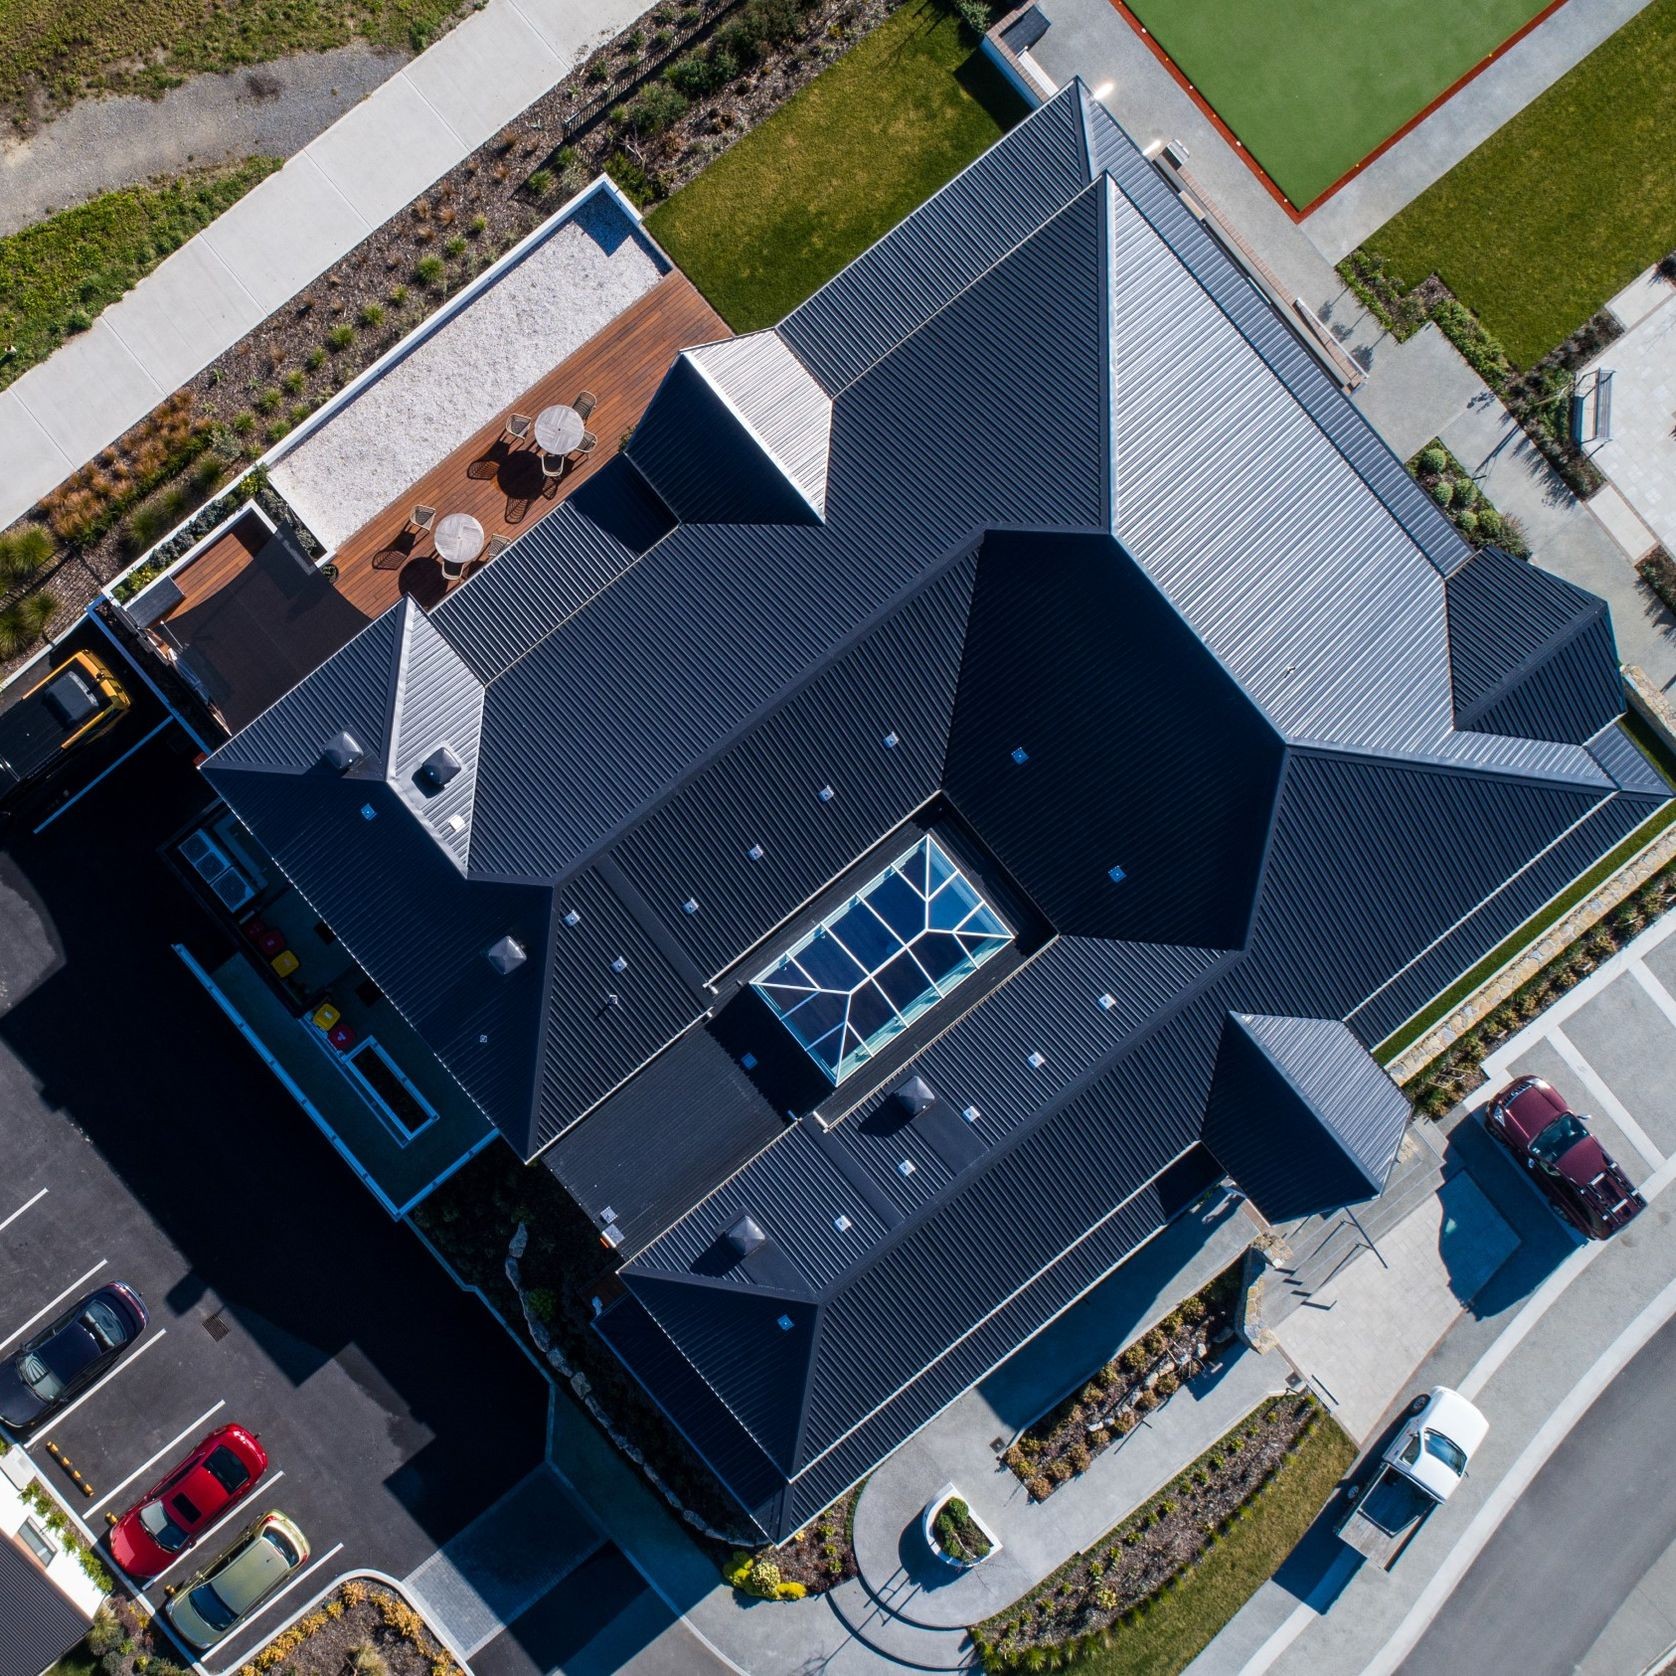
180, 829, 255, 912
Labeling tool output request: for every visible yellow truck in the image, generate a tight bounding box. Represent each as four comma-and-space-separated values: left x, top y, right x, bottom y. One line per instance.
0, 650, 130, 801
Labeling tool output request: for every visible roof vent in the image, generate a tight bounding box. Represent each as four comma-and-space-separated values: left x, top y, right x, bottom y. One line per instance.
563, 908, 582, 926
681, 898, 699, 915
1011, 746, 1030, 765
360, 803, 378, 821
419, 744, 463, 792
1026, 1050, 1047, 1069
833, 1214, 853, 1233
600, 1224, 625, 1250
776, 1314, 795, 1332
1107, 864, 1127, 883
882, 731, 899, 749
963, 1104, 982, 1124
321, 731, 363, 772
817, 785, 835, 803
894, 1074, 936, 1119
1098, 993, 1117, 1011
746, 843, 765, 862
896, 1158, 917, 1179
726, 1214, 767, 1257
486, 935, 526, 975
445, 813, 467, 836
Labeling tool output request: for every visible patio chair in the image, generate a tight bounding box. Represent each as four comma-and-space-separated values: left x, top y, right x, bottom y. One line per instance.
540, 451, 566, 480
567, 431, 598, 463
573, 391, 597, 422
467, 441, 506, 481
505, 496, 534, 524
486, 534, 511, 560
503, 412, 534, 448
407, 505, 437, 535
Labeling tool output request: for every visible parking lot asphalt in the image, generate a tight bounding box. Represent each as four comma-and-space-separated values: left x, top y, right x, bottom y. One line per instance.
0, 722, 548, 1672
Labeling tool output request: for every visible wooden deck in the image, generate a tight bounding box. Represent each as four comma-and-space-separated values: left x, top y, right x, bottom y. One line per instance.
329, 272, 729, 617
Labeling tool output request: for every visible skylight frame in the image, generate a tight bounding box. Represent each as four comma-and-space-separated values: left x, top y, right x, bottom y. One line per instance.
752, 835, 1012, 1083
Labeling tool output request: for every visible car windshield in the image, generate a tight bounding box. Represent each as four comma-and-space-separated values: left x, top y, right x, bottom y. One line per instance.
17, 1353, 64, 1399
138, 1500, 189, 1551
204, 1448, 249, 1494
185, 1582, 238, 1634
82, 1299, 126, 1349
1531, 1113, 1590, 1166
1424, 1430, 1469, 1475
264, 1529, 300, 1568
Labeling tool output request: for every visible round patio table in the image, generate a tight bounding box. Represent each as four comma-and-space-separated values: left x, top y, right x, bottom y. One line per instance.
434, 512, 485, 574
535, 403, 585, 456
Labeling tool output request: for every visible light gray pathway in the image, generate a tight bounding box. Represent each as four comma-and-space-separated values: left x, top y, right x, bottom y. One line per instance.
1583, 278, 1676, 557
403, 1467, 603, 1658
0, 43, 404, 237
851, 1347, 1286, 1631
1300, 0, 1659, 260
0, 0, 647, 528
1439, 390, 1676, 686
1349, 322, 1483, 461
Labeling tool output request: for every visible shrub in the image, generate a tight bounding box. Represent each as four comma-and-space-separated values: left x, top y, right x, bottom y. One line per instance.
1067, 1442, 1092, 1473
123, 498, 174, 552
1419, 444, 1448, 475
281, 370, 304, 394
604, 152, 658, 207
714, 19, 762, 63
468, 214, 487, 236
1143, 1326, 1168, 1357
327, 324, 354, 350
389, 285, 409, 307
1155, 1368, 1180, 1398
744, 0, 802, 43
618, 82, 687, 136
1456, 508, 1479, 539
1430, 478, 1454, 507
954, 0, 990, 29
254, 386, 280, 414
415, 254, 445, 288
1114, 1408, 1138, 1435
86, 1608, 124, 1658
358, 302, 385, 329
351, 1650, 389, 1676
0, 594, 58, 657
1027, 1474, 1052, 1500
526, 168, 554, 198
305, 347, 326, 371
1048, 1457, 1073, 1483
444, 235, 467, 259
0, 527, 53, 584
265, 419, 288, 444
1120, 1343, 1148, 1374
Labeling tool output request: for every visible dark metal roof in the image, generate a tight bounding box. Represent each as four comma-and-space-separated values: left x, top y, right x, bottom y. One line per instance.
1202, 1015, 1408, 1220
0, 1537, 92, 1676
204, 83, 1666, 1541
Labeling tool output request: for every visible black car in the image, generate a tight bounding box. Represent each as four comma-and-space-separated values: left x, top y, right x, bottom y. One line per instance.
0, 1283, 149, 1436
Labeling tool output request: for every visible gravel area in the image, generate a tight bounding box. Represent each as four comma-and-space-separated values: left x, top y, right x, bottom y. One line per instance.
270, 191, 664, 550
0, 44, 407, 237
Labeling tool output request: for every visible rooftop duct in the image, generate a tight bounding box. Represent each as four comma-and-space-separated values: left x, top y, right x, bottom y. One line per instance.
418, 744, 463, 791
486, 935, 527, 976
321, 731, 364, 772
894, 1074, 937, 1118
724, 1213, 767, 1258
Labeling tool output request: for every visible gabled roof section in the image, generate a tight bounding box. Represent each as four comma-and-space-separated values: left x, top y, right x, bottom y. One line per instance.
780, 87, 1091, 392
1445, 544, 1623, 744
686, 333, 833, 517
389, 604, 484, 871
1202, 1013, 1408, 1220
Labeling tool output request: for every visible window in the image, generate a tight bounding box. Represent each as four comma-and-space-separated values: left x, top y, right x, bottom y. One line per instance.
19, 1520, 55, 1565
752, 836, 1011, 1083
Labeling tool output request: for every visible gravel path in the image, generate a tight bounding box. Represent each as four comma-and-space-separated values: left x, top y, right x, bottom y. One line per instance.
0, 42, 408, 236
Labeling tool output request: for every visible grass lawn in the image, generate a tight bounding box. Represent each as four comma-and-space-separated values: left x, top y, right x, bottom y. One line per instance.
1059, 1417, 1355, 1676
645, 1, 1022, 331
0, 0, 467, 128
0, 158, 279, 393
1124, 0, 1550, 209
1361, 0, 1676, 365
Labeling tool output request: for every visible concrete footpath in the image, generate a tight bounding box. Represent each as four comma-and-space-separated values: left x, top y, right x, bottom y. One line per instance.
0, 0, 645, 529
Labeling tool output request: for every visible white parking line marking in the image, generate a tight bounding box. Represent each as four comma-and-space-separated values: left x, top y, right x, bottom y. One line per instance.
1549, 1025, 1665, 1171
212, 1544, 344, 1649
148, 1471, 287, 1584
0, 1188, 48, 1234
1630, 957, 1676, 1037
39, 1328, 166, 1432
0, 1260, 109, 1353
91, 1401, 227, 1512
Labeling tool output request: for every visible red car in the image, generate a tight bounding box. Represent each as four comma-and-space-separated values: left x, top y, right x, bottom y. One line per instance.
1486, 1076, 1645, 1239
110, 1425, 268, 1579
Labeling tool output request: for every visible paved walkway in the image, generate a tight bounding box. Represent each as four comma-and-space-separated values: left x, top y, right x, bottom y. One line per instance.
0, 42, 405, 237
1300, 0, 1659, 261
0, 0, 646, 529
1582, 271, 1676, 558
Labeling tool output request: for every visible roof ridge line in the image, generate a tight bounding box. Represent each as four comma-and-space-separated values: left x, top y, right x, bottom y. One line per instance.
1287, 732, 1610, 791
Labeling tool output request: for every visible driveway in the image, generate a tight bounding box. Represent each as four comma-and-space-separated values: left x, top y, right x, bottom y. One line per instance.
0, 725, 548, 1672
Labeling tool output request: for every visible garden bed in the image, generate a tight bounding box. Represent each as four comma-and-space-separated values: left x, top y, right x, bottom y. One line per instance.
972, 1394, 1349, 1671
740, 1482, 860, 1594
412, 1145, 746, 1543
0, 0, 954, 676
1638, 548, 1676, 617
1004, 1260, 1242, 1501
928, 1492, 993, 1566
1406, 439, 1527, 556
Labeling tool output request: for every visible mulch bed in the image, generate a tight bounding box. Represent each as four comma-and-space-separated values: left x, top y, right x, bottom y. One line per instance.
1004, 1260, 1242, 1501
413, 1146, 749, 1545
973, 1394, 1322, 1664
234, 1580, 455, 1676
1406, 439, 1528, 557
0, 0, 920, 679
753, 1483, 861, 1593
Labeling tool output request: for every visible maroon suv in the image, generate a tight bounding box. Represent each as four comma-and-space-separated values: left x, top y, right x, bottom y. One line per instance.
1486, 1076, 1645, 1239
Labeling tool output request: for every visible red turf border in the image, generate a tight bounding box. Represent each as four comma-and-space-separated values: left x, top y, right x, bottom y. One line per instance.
1103, 0, 1574, 222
